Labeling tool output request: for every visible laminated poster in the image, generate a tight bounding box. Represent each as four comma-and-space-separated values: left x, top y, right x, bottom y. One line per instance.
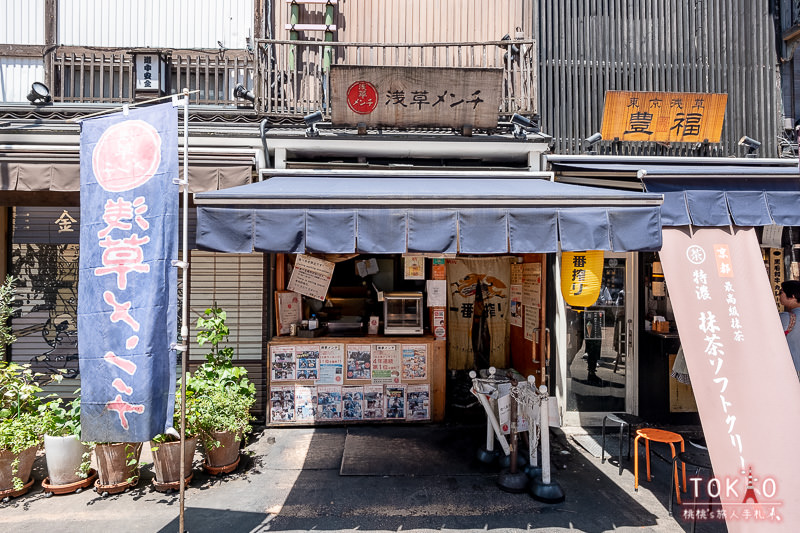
270, 345, 296, 381
346, 344, 372, 380
287, 254, 335, 301
523, 306, 539, 341
402, 344, 428, 380
404, 255, 425, 280
275, 291, 301, 335
316, 385, 342, 420
342, 386, 364, 420
510, 284, 523, 328
316, 343, 344, 384
269, 386, 295, 422
296, 344, 319, 381
294, 385, 316, 422
385, 385, 406, 419
521, 262, 542, 307
406, 384, 430, 420
371, 343, 401, 384
510, 262, 523, 285
363, 384, 385, 419
497, 382, 529, 434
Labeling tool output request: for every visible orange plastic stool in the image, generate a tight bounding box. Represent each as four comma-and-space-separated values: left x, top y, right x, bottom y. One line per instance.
634, 428, 686, 504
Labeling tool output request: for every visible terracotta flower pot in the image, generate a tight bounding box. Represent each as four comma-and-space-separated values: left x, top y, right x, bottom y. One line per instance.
204, 430, 241, 468
44, 434, 91, 486
0, 445, 38, 493
95, 442, 142, 487
150, 436, 197, 484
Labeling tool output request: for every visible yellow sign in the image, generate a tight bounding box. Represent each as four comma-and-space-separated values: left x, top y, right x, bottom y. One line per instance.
561, 251, 603, 307
601, 91, 727, 143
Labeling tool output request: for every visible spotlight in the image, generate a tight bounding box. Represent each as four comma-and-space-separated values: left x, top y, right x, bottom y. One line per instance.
738, 135, 761, 157
233, 83, 256, 103
26, 82, 51, 105
304, 110, 323, 137
510, 113, 539, 140
584, 132, 602, 154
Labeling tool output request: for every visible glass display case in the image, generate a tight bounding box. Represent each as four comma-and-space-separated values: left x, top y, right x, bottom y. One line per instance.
383, 291, 424, 335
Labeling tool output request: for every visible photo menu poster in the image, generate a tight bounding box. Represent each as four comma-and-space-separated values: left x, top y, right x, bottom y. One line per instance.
296, 344, 319, 381
385, 385, 406, 419
363, 385, 385, 419
401, 344, 427, 380
269, 386, 295, 422
316, 385, 342, 420
407, 384, 430, 420
343, 386, 364, 420
346, 344, 372, 380
270, 345, 296, 381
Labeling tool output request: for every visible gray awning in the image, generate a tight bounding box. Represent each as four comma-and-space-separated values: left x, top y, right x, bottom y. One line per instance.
547, 156, 800, 227
641, 172, 800, 226
194, 174, 664, 254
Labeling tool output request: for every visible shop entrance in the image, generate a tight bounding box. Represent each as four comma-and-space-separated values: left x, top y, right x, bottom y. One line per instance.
562, 253, 636, 426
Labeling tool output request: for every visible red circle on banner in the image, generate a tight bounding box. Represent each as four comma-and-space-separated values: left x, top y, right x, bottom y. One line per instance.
346, 81, 379, 114
92, 120, 162, 192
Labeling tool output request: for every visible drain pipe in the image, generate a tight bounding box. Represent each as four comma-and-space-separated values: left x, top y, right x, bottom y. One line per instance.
260, 118, 271, 174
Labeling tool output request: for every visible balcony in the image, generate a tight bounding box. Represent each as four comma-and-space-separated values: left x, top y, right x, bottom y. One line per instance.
42, 39, 537, 121
256, 38, 537, 119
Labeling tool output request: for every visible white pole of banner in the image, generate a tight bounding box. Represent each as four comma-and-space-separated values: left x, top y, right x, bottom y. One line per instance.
178, 88, 190, 533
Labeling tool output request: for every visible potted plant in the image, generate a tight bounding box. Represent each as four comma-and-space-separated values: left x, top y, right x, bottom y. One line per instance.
94, 441, 143, 495
40, 392, 96, 494
0, 276, 44, 499
188, 306, 255, 474
149, 389, 198, 492
0, 362, 46, 499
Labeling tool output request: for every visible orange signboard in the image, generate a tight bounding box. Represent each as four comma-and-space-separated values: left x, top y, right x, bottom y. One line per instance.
601, 90, 727, 143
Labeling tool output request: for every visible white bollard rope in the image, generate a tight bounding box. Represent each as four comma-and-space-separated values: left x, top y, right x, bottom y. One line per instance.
470, 368, 511, 457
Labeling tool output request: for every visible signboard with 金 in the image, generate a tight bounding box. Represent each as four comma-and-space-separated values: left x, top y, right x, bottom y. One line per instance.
600, 90, 727, 143
330, 65, 503, 129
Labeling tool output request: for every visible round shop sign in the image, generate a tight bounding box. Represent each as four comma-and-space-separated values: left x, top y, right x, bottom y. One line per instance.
434, 326, 446, 337
346, 81, 379, 115
92, 120, 162, 192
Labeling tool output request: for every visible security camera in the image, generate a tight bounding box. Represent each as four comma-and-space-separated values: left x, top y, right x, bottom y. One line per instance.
738, 135, 761, 151
304, 110, 324, 137
585, 132, 603, 145
511, 113, 536, 130
303, 110, 324, 126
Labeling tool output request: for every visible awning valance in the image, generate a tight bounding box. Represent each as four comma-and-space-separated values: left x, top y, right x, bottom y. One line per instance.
640, 169, 800, 227
0, 151, 254, 193
194, 175, 664, 254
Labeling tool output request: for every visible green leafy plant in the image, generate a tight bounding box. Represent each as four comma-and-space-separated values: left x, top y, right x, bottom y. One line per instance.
0, 275, 17, 360
0, 363, 49, 491
196, 306, 234, 366
186, 306, 255, 450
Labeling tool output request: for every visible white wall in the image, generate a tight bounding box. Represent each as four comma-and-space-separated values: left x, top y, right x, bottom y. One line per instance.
1, 0, 45, 45
0, 58, 45, 103
57, 0, 254, 49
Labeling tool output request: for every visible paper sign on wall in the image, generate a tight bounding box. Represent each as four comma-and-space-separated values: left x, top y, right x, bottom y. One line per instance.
287, 255, 335, 301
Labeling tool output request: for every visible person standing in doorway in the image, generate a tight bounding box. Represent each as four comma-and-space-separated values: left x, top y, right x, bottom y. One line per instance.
779, 280, 800, 378
584, 311, 604, 385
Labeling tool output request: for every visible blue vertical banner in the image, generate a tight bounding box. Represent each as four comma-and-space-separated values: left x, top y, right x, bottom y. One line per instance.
78, 102, 178, 443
